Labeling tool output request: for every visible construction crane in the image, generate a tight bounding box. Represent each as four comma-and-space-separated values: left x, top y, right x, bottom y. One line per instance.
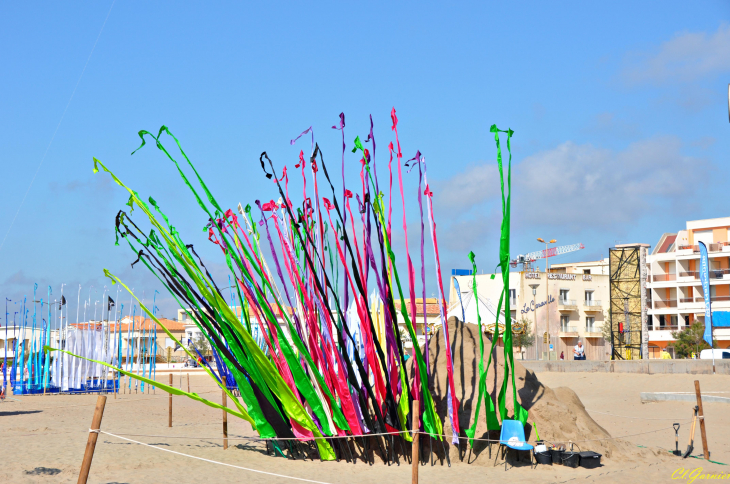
510, 243, 585, 271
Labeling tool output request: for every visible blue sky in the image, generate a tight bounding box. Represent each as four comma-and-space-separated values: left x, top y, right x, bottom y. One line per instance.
1, 1, 729, 323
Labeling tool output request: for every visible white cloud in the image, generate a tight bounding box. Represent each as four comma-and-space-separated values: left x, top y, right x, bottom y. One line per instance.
433, 163, 500, 212
622, 24, 730, 84
433, 136, 710, 235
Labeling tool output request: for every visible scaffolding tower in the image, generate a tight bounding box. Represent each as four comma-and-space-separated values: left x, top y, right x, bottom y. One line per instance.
609, 246, 648, 360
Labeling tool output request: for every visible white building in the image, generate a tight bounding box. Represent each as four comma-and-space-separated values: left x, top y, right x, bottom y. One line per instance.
646, 217, 730, 357
0, 325, 47, 364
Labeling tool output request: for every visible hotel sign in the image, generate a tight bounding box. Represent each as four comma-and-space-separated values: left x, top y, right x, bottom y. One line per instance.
548, 273, 576, 281
520, 295, 556, 314
526, 272, 592, 281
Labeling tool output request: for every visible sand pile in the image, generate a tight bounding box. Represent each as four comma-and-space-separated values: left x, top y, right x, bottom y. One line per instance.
408, 317, 667, 465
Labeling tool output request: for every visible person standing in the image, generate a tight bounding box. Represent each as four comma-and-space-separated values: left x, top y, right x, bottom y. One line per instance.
573, 341, 586, 360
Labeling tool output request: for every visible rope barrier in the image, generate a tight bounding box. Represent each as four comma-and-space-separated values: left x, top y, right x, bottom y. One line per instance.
98, 429, 413, 442
90, 421, 694, 446
97, 430, 335, 484
537, 422, 693, 444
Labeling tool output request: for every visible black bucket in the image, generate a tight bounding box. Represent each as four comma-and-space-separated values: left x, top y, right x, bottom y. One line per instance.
561, 451, 580, 468
534, 451, 552, 465
550, 448, 563, 465
579, 451, 602, 469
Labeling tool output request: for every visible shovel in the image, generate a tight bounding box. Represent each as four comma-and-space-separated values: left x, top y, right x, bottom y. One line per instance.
671, 423, 681, 456
683, 406, 698, 458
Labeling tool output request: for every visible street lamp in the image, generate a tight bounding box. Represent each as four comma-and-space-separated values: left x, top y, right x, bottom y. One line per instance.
537, 238, 556, 359
529, 284, 540, 359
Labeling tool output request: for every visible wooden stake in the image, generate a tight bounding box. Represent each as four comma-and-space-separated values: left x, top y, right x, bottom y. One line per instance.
187, 373, 190, 393
168, 373, 173, 428
412, 400, 419, 484
222, 388, 228, 450
77, 395, 107, 484
694, 380, 710, 460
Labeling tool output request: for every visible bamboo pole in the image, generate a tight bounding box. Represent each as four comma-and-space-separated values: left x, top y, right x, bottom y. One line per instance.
694, 380, 710, 460
77, 395, 107, 484
222, 388, 228, 450
168, 373, 173, 427
412, 400, 419, 484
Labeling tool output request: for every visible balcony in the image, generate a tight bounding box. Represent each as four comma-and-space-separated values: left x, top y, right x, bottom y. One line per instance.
558, 299, 578, 311
649, 325, 679, 332
677, 243, 727, 254
559, 325, 579, 337
509, 298, 518, 306
679, 271, 699, 280
584, 300, 602, 311
652, 274, 676, 282
585, 324, 602, 337
710, 269, 730, 280
677, 245, 699, 254
681, 295, 730, 304
654, 299, 677, 309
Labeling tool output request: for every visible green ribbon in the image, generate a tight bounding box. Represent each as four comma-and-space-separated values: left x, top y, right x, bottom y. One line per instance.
465, 125, 528, 448
464, 252, 500, 447
490, 124, 528, 426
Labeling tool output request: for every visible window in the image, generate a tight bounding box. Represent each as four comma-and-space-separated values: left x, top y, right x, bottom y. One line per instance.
586, 317, 595, 330
583, 269, 590, 274
559, 289, 569, 302
585, 290, 593, 302
560, 315, 569, 329
658, 315, 666, 328
509, 289, 517, 304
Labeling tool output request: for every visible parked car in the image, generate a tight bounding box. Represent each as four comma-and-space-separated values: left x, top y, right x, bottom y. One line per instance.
184, 358, 199, 368
699, 349, 730, 360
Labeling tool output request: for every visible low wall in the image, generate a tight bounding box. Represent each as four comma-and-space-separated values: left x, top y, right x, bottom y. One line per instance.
521, 359, 730, 375
640, 392, 730, 404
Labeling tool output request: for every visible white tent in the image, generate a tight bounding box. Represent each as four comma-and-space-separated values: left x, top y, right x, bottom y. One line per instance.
447, 279, 508, 328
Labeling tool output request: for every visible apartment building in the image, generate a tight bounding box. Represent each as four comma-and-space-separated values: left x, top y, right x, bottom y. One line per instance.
646, 217, 730, 356
449, 264, 610, 360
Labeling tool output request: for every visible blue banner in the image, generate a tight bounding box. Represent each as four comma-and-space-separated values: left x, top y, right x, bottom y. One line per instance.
698, 241, 713, 347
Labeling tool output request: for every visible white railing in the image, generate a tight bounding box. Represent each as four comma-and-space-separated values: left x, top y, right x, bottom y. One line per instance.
584, 300, 602, 307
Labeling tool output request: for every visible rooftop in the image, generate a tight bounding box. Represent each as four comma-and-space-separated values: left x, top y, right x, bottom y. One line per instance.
72, 316, 185, 332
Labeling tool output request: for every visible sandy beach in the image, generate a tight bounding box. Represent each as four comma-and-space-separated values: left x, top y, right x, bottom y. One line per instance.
2, 370, 728, 483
